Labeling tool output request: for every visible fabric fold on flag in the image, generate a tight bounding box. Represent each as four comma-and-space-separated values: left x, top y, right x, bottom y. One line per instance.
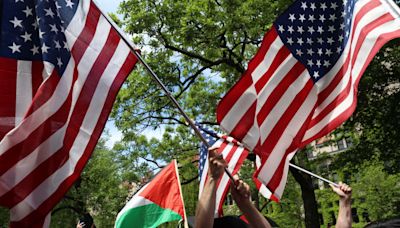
115, 160, 187, 228
0, 0, 138, 226
217, 0, 400, 200
197, 123, 249, 217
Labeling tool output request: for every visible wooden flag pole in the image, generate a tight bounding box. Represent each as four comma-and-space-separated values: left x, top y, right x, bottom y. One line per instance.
94, 1, 235, 182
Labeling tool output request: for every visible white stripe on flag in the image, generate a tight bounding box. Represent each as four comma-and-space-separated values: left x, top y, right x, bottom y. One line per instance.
11, 38, 131, 222
258, 83, 317, 187
15, 61, 33, 126
251, 37, 284, 82
259, 69, 309, 145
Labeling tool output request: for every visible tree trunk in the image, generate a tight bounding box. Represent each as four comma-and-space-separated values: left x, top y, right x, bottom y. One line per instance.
290, 165, 320, 228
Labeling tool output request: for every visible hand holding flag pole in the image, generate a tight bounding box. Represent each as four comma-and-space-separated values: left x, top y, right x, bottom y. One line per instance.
94, 1, 337, 188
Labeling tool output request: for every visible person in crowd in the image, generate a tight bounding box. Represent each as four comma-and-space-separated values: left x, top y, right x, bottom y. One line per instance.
331, 182, 352, 228
195, 146, 271, 228
76, 213, 96, 228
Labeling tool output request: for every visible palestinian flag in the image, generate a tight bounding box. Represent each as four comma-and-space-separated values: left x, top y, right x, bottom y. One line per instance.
115, 160, 187, 228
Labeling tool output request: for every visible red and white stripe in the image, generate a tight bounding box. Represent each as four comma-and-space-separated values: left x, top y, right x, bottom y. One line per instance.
253, 155, 279, 202
198, 135, 248, 217
0, 1, 137, 227
0, 59, 46, 140
217, 0, 400, 200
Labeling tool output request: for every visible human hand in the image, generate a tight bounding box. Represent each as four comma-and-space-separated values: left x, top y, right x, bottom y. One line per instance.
230, 175, 252, 208
330, 182, 352, 201
76, 222, 85, 228
208, 146, 227, 180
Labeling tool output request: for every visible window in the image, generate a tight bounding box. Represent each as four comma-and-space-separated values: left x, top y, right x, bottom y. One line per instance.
362, 212, 370, 222
330, 211, 336, 225
313, 179, 319, 190
333, 173, 339, 182
352, 208, 360, 223
319, 213, 324, 225
316, 143, 325, 148
337, 139, 346, 150
345, 137, 353, 148
307, 150, 314, 159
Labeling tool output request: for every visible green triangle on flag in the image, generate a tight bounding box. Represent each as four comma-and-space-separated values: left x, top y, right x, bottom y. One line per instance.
115, 160, 187, 228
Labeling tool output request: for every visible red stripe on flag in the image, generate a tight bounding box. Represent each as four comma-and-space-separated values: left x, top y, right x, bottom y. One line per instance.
216, 72, 253, 124
212, 140, 229, 189
351, 13, 393, 67
254, 47, 291, 93
11, 53, 137, 227
259, 79, 313, 156
0, 71, 74, 207
229, 102, 256, 141
1, 30, 121, 208
216, 29, 278, 123
31, 62, 44, 99
25, 71, 59, 117
248, 28, 279, 71
71, 3, 101, 64
309, 13, 395, 131
0, 58, 17, 140
266, 103, 317, 193
217, 147, 248, 216
302, 29, 400, 146
257, 61, 305, 125
316, 0, 382, 106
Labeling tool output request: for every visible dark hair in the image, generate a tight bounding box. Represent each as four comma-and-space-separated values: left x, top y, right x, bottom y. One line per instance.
79, 213, 94, 228
364, 218, 400, 228
213, 216, 248, 228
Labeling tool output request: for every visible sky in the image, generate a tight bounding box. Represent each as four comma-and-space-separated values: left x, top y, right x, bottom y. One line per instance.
94, 0, 123, 15
94, 0, 164, 148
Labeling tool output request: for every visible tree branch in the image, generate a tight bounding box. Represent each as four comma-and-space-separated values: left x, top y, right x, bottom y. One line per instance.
52, 206, 82, 216
140, 157, 165, 169
138, 115, 187, 126
181, 174, 199, 185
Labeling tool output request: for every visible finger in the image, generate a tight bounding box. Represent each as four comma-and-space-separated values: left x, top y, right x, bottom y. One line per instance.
329, 184, 337, 191
208, 146, 220, 157
236, 180, 244, 190
244, 183, 251, 198
238, 182, 250, 198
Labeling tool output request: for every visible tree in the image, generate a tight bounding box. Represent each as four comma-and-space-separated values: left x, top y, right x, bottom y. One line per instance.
352, 159, 400, 222
49, 139, 132, 227
113, 0, 322, 226
113, 0, 292, 132
333, 40, 400, 173
114, 0, 400, 227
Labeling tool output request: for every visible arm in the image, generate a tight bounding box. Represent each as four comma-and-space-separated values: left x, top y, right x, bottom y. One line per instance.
331, 182, 352, 228
230, 175, 271, 228
195, 147, 227, 228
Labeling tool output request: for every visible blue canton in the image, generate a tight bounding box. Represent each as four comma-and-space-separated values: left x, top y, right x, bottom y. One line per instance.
197, 124, 219, 180
275, 0, 356, 82
0, 0, 79, 75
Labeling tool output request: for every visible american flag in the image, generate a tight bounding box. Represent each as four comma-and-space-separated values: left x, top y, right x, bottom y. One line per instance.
0, 0, 137, 226
217, 0, 400, 199
197, 124, 248, 217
